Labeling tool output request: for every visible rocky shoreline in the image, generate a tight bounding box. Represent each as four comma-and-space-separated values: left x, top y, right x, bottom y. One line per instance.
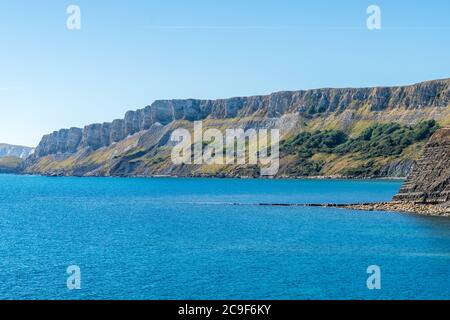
257, 201, 450, 217
341, 202, 450, 217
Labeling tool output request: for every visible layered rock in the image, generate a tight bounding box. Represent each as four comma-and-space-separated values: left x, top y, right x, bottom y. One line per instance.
31, 79, 450, 159
0, 144, 34, 159
378, 159, 415, 177
34, 128, 82, 157
23, 79, 450, 179
393, 127, 450, 205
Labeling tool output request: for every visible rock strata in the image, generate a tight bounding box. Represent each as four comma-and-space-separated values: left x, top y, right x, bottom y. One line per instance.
348, 127, 450, 217
31, 79, 450, 159
393, 127, 450, 205
23, 79, 450, 179
0, 144, 34, 159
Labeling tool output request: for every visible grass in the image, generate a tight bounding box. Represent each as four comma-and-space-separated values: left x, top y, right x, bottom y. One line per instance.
0, 156, 23, 172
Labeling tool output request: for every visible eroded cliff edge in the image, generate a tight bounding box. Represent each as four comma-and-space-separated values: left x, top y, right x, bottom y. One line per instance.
344, 127, 450, 216
393, 127, 450, 205
24, 79, 450, 178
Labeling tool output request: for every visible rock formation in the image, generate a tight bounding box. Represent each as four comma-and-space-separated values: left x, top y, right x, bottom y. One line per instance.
0, 144, 33, 174
31, 79, 450, 159
393, 127, 450, 205
24, 79, 450, 178
0, 144, 34, 159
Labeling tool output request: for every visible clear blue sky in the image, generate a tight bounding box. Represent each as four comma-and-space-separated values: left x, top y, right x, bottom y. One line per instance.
1, 0, 449, 147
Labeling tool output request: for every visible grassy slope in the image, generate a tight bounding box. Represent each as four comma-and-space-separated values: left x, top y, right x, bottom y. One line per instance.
279, 121, 439, 177
0, 157, 23, 173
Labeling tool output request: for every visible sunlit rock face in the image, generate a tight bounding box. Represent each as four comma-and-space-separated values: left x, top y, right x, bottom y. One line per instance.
0, 144, 34, 159
31, 79, 450, 158
24, 79, 450, 178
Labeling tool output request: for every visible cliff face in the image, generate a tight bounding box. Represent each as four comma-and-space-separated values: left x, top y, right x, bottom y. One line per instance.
24, 79, 450, 177
32, 79, 450, 159
0, 144, 33, 174
0, 144, 34, 159
393, 127, 450, 205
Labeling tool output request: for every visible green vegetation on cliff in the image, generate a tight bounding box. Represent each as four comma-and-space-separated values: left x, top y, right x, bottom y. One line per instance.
281, 120, 440, 177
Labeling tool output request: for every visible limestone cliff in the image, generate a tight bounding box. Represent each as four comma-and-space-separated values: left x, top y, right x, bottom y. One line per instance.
24, 79, 450, 177
0, 144, 33, 173
0, 144, 34, 159
393, 127, 450, 205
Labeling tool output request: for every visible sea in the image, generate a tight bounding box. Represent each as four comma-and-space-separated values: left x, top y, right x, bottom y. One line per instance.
0, 175, 449, 300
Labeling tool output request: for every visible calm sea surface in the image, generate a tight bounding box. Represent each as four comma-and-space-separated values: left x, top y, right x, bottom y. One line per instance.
0, 175, 449, 300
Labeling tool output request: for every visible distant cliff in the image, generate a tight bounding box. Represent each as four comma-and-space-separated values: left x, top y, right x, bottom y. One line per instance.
393, 127, 450, 205
0, 144, 34, 159
0, 144, 33, 174
24, 78, 450, 178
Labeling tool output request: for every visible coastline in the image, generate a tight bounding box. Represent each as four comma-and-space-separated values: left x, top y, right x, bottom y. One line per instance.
2, 173, 447, 216
342, 202, 450, 217
4, 171, 407, 181
258, 202, 450, 217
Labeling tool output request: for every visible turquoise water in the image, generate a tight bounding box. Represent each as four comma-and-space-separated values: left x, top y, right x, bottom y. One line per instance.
0, 175, 449, 300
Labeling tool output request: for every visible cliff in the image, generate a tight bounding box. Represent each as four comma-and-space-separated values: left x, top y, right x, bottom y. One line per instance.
24, 79, 450, 178
0, 144, 34, 159
393, 127, 450, 205
0, 144, 34, 173
0, 157, 23, 173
